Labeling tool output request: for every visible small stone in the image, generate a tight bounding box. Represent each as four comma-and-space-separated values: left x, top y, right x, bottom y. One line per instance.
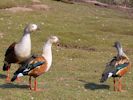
31, 97, 34, 100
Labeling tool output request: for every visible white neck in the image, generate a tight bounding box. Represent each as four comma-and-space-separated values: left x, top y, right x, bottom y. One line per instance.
15, 32, 31, 61
20, 33, 31, 46
117, 47, 126, 57
42, 41, 52, 72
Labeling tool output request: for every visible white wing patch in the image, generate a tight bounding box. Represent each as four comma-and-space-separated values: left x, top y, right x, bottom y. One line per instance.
23, 68, 30, 72
108, 73, 113, 78
17, 73, 24, 77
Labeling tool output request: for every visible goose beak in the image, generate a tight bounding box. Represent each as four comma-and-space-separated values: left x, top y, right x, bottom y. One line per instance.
55, 38, 60, 47
56, 41, 60, 47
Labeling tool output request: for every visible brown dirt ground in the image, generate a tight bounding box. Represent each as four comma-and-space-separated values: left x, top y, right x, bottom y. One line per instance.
4, 7, 33, 13
32, 0, 41, 4
4, 4, 50, 13
58, 43, 97, 52
1, 0, 50, 13
0, 32, 4, 38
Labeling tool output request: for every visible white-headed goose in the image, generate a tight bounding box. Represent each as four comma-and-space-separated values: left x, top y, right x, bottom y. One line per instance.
3, 24, 39, 81
11, 36, 59, 91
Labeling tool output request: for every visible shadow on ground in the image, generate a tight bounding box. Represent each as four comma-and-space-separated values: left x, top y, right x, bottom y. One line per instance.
78, 80, 110, 90
0, 83, 29, 89
0, 73, 7, 79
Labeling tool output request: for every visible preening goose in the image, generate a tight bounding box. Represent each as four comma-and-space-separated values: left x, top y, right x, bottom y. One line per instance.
11, 36, 59, 91
3, 24, 39, 81
100, 41, 131, 92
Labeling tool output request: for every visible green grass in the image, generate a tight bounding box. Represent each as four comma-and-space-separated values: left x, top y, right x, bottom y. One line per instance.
0, 0, 133, 100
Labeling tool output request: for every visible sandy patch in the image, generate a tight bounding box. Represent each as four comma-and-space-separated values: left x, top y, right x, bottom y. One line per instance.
3, 3, 50, 13
30, 4, 50, 11
0, 32, 4, 38
32, 0, 41, 4
4, 7, 33, 13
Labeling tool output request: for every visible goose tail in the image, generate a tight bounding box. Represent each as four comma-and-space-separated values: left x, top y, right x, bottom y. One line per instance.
11, 73, 24, 82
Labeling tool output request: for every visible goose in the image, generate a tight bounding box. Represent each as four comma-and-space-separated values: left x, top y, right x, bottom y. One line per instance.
100, 41, 131, 92
3, 24, 39, 81
11, 36, 59, 91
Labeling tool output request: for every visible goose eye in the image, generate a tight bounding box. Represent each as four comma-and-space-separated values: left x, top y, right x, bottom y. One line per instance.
32, 26, 35, 29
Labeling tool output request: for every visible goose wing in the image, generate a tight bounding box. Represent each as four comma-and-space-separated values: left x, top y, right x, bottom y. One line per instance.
5, 42, 16, 56
11, 60, 44, 82
100, 56, 130, 83
4, 42, 19, 64
100, 57, 117, 83
11, 56, 45, 82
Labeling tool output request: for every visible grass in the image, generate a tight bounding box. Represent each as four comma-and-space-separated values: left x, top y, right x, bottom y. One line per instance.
0, 0, 133, 100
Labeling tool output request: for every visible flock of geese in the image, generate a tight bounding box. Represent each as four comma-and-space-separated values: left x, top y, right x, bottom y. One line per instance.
2, 24, 131, 92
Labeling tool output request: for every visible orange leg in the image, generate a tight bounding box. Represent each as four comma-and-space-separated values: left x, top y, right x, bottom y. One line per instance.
33, 78, 43, 91
118, 77, 126, 92
113, 78, 117, 91
34, 78, 37, 91
122, 77, 126, 90
6, 67, 10, 82
29, 76, 32, 90
16, 77, 21, 82
118, 77, 122, 92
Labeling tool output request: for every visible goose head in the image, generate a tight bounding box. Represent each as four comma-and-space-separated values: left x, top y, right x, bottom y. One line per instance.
113, 41, 122, 49
24, 24, 39, 33
113, 41, 126, 57
48, 36, 59, 44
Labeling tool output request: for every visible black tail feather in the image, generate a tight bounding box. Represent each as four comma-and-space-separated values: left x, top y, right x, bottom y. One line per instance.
14, 67, 26, 75
100, 73, 108, 83
11, 75, 17, 82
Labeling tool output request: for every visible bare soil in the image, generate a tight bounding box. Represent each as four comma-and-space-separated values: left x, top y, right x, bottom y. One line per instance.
58, 43, 97, 52
1, 0, 50, 13
4, 7, 33, 13
0, 32, 4, 38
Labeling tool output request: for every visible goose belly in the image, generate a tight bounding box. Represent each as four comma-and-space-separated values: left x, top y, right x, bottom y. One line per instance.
15, 45, 31, 61
116, 67, 128, 76
28, 65, 46, 77
116, 63, 130, 77
28, 56, 48, 77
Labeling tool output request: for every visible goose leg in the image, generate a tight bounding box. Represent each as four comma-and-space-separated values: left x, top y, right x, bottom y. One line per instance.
6, 66, 10, 82
118, 77, 126, 92
16, 77, 21, 82
29, 76, 32, 90
118, 77, 122, 92
113, 77, 116, 91
34, 78, 37, 91
122, 78, 126, 90
33, 78, 43, 91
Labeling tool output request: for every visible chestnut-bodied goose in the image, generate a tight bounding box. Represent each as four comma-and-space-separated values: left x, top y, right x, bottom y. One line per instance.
100, 41, 131, 92
11, 36, 59, 91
